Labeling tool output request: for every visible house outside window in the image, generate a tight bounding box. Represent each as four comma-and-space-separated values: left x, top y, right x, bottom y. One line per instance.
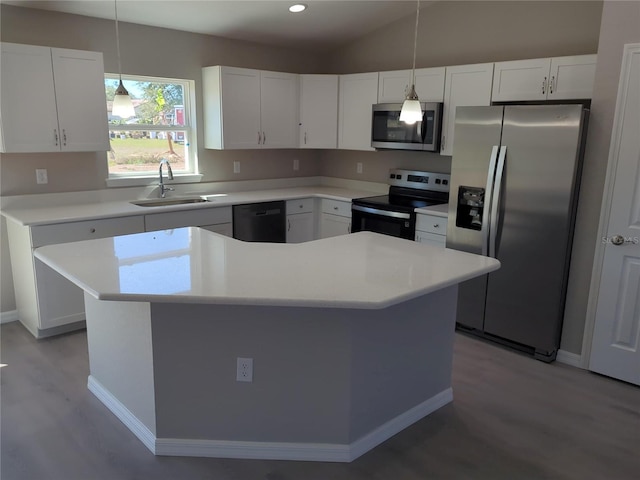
105, 74, 198, 185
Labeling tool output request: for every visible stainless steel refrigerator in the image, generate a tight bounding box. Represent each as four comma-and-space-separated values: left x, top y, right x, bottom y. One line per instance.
446, 104, 588, 362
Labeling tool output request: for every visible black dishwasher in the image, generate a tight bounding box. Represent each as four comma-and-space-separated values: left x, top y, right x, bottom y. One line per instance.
232, 201, 286, 242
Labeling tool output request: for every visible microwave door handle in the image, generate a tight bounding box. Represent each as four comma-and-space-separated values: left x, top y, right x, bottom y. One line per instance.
489, 146, 507, 258
482, 146, 500, 256
420, 111, 427, 142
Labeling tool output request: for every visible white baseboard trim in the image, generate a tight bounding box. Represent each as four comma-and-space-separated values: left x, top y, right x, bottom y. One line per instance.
349, 387, 453, 461
87, 376, 156, 454
0, 310, 18, 324
556, 349, 583, 368
88, 376, 452, 462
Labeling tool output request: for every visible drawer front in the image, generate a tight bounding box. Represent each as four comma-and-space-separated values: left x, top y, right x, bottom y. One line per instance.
286, 198, 314, 214
416, 214, 448, 235
145, 206, 232, 231
31, 215, 145, 247
415, 231, 446, 247
321, 198, 351, 217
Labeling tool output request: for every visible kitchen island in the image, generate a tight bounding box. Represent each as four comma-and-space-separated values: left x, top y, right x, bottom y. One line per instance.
34, 228, 499, 462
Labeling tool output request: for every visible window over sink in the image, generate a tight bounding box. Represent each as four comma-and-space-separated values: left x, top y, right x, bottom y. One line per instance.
104, 74, 199, 186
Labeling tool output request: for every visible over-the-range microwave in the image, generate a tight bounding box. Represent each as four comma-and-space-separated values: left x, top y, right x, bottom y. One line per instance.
371, 102, 443, 152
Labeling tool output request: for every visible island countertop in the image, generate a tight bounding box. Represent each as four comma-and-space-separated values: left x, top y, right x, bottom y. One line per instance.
34, 228, 499, 309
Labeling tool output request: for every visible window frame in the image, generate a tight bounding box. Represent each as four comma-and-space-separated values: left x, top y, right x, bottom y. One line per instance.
104, 73, 201, 187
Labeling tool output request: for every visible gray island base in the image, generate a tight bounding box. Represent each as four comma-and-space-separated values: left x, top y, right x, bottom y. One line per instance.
34, 228, 500, 462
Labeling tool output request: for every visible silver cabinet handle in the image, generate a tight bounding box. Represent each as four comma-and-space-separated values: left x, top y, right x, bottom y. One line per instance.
262, 132, 266, 145
298, 204, 303, 209
90, 228, 96, 233
304, 132, 307, 145
542, 76, 547, 94
433, 224, 440, 228
334, 206, 338, 210
54, 129, 59, 146
62, 129, 67, 146
258, 132, 262, 144
549, 75, 555, 94
287, 218, 291, 232
441, 135, 446, 150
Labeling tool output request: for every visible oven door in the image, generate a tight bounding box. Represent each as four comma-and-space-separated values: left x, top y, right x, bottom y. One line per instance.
351, 205, 415, 240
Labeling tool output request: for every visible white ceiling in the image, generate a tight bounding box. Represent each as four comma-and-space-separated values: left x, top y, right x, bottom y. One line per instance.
2, 0, 433, 52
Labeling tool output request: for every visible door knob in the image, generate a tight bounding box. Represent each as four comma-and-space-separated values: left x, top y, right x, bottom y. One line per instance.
610, 234, 629, 246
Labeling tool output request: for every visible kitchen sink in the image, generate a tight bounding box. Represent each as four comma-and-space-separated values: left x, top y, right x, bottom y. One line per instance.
130, 197, 209, 207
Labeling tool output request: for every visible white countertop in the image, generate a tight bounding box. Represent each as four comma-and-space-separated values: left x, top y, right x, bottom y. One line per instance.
1, 186, 380, 227
35, 228, 499, 309
415, 203, 449, 218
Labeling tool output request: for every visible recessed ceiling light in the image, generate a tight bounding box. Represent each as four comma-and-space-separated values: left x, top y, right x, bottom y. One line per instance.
289, 4, 307, 13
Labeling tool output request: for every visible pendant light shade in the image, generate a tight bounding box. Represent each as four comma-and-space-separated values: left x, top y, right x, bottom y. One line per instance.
112, 0, 134, 119
112, 79, 135, 118
400, 0, 422, 124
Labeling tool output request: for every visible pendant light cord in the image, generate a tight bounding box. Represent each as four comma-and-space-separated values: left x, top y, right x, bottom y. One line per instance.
114, 0, 123, 82
411, 0, 420, 85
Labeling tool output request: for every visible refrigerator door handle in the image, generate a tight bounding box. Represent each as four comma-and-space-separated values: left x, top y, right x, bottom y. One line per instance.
482, 146, 500, 256
489, 146, 507, 258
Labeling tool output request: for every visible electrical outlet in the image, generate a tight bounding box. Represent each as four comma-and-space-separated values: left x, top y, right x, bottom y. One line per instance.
233, 161, 241, 174
357, 162, 363, 174
36, 169, 48, 184
236, 357, 253, 382
293, 158, 299, 171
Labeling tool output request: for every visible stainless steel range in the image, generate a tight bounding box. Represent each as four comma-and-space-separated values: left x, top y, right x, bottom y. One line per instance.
351, 169, 450, 240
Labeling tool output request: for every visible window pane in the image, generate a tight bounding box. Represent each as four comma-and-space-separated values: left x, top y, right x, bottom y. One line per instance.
106, 78, 185, 126
108, 130, 188, 174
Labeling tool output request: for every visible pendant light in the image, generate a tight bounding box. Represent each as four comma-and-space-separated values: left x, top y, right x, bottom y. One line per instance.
399, 0, 422, 125
111, 0, 135, 118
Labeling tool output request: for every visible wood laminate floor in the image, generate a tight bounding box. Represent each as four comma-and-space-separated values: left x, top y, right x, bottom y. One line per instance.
1, 321, 639, 480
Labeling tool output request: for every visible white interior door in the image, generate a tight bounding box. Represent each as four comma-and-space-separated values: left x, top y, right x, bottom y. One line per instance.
589, 44, 640, 386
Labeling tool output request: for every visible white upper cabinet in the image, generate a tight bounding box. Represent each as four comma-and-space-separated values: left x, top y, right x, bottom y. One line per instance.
492, 54, 597, 102
440, 63, 494, 156
338, 72, 379, 150
299, 74, 338, 148
0, 42, 109, 153
377, 67, 446, 103
203, 66, 298, 149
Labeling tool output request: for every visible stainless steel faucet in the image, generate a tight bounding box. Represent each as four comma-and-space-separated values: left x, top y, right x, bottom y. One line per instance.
158, 158, 174, 198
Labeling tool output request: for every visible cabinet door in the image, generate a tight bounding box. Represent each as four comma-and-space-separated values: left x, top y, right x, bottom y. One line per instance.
200, 223, 233, 237
491, 58, 550, 102
548, 54, 597, 100
320, 213, 351, 238
338, 72, 378, 150
299, 74, 338, 148
260, 71, 299, 148
287, 212, 314, 243
378, 67, 446, 103
220, 67, 262, 149
415, 231, 446, 247
0, 43, 59, 153
441, 63, 494, 156
52, 48, 110, 152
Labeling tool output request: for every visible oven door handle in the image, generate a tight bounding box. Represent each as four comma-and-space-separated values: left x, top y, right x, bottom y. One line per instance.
352, 205, 412, 219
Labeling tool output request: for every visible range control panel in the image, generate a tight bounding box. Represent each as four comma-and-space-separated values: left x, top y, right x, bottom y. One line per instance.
388, 169, 450, 193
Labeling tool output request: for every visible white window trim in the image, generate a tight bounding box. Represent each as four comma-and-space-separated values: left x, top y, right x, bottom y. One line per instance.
104, 73, 200, 187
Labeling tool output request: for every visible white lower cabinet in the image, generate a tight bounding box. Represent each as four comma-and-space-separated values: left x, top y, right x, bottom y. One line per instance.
415, 213, 448, 247
6, 215, 145, 337
286, 198, 315, 243
144, 206, 232, 234
319, 199, 352, 238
